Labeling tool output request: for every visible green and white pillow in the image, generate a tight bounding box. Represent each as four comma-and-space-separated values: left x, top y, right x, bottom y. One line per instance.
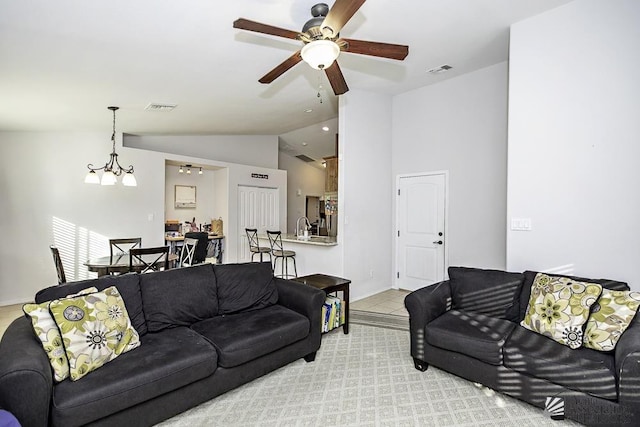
23, 287, 98, 382
521, 273, 602, 349
49, 286, 140, 381
583, 289, 640, 352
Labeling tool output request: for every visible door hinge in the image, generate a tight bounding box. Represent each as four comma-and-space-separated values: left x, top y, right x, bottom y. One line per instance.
397, 272, 400, 279
397, 230, 400, 237
397, 189, 400, 196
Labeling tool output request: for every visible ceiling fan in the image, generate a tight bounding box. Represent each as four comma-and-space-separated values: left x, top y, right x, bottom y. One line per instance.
233, 0, 409, 96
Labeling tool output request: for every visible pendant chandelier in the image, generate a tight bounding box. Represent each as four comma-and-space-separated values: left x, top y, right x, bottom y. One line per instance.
85, 106, 137, 186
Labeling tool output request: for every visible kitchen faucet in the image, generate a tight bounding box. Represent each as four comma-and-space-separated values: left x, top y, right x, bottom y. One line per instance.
296, 216, 312, 238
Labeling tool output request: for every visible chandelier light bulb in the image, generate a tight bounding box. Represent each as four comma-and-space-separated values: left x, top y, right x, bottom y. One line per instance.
122, 172, 137, 187
84, 170, 100, 184
100, 170, 116, 186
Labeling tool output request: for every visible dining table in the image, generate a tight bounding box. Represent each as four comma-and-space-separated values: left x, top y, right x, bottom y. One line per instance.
164, 233, 225, 263
84, 252, 178, 277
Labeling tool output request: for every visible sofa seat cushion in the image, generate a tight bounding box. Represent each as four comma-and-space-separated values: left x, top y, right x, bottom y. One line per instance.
51, 327, 217, 427
425, 309, 516, 365
192, 304, 309, 368
503, 325, 617, 400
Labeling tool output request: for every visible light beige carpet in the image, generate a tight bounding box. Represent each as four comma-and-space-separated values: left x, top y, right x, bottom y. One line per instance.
157, 324, 580, 426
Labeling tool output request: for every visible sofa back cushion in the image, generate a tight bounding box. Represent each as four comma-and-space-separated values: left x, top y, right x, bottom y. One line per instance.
213, 262, 278, 314
35, 273, 147, 335
139, 264, 218, 332
449, 266, 524, 321
515, 270, 629, 321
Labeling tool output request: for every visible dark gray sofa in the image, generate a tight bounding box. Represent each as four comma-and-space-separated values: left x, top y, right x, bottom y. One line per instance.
0, 261, 325, 427
405, 267, 640, 426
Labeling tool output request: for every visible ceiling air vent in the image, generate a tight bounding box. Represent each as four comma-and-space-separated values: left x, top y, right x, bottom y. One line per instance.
427, 64, 453, 74
296, 154, 316, 162
144, 103, 177, 112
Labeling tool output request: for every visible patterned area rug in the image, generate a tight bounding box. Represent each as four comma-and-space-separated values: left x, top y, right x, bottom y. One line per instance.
158, 324, 579, 426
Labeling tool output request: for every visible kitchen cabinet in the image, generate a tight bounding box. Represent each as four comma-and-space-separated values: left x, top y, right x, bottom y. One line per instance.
324, 156, 338, 192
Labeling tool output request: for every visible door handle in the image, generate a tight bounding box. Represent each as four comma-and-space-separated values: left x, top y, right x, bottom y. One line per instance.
433, 240, 443, 245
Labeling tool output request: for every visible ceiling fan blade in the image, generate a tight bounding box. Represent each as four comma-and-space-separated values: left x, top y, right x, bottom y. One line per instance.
325, 61, 349, 95
340, 38, 409, 60
259, 51, 303, 84
321, 0, 366, 38
233, 18, 302, 40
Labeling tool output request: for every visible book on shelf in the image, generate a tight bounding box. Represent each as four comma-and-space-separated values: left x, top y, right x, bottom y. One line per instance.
322, 295, 343, 332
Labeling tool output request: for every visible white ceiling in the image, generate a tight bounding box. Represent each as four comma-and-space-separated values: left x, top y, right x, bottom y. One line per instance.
0, 0, 572, 160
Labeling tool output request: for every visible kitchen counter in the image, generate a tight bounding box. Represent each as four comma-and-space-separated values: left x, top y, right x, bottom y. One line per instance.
259, 234, 337, 246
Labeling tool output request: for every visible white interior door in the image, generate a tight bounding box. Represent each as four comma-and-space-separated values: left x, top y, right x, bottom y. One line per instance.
396, 173, 446, 291
238, 185, 279, 262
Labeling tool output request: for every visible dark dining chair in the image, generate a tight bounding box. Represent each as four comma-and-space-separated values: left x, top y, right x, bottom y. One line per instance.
245, 228, 271, 262
110, 238, 142, 257
266, 230, 297, 279
129, 246, 170, 274
184, 232, 209, 264
50, 245, 66, 284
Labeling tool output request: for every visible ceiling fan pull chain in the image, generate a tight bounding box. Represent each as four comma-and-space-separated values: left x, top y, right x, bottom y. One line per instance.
317, 72, 324, 104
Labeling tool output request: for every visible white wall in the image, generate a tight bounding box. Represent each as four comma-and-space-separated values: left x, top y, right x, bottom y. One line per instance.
507, 0, 640, 287
0, 132, 165, 304
339, 90, 394, 300
0, 132, 286, 304
278, 151, 325, 234
125, 134, 279, 169
165, 164, 216, 227
392, 62, 509, 271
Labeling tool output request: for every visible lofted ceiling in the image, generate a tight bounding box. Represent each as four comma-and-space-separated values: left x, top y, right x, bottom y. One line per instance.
0, 0, 572, 160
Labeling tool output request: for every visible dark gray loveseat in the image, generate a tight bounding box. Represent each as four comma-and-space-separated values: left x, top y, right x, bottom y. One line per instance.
405, 267, 640, 426
0, 261, 325, 426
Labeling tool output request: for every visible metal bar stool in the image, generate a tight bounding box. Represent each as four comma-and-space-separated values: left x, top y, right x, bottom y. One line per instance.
245, 228, 272, 262
266, 230, 297, 279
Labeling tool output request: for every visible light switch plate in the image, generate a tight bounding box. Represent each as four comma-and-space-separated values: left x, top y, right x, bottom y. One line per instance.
511, 218, 532, 231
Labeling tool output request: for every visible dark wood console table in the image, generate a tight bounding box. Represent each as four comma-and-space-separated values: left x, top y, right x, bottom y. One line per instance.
292, 273, 350, 334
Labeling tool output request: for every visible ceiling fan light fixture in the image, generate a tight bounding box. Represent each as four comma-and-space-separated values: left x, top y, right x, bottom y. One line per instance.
301, 40, 340, 70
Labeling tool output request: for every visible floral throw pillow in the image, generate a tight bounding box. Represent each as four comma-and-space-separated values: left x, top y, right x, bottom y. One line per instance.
23, 287, 98, 382
521, 273, 602, 349
49, 286, 140, 381
583, 289, 640, 352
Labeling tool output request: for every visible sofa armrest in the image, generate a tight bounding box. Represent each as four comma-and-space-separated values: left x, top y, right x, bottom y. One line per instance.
274, 278, 326, 336
0, 316, 53, 427
615, 321, 640, 405
404, 280, 452, 360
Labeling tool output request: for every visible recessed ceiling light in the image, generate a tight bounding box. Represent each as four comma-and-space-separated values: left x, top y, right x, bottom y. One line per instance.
304, 109, 313, 113
322, 126, 329, 132
301, 142, 308, 146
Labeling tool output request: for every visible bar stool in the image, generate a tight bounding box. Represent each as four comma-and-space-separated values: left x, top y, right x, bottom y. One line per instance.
245, 228, 272, 262
266, 230, 297, 279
